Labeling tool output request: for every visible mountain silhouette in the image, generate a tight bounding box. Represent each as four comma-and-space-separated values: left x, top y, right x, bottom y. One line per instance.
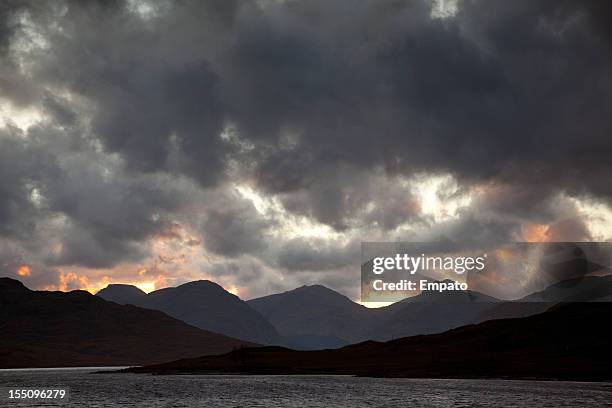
521, 274, 612, 302
477, 274, 612, 322
366, 284, 500, 341
98, 280, 281, 344
0, 278, 256, 368
250, 269, 612, 348
100, 273, 612, 350
97, 283, 147, 305
248, 284, 379, 349
248, 282, 499, 347
127, 302, 611, 381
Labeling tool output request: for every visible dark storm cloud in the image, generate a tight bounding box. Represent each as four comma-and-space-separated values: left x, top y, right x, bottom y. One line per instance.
0, 126, 58, 239
8, 0, 612, 200
201, 198, 271, 257
426, 214, 519, 249
229, 0, 612, 206
0, 121, 191, 269
0, 0, 611, 287
279, 168, 422, 231
41, 94, 77, 126
207, 260, 263, 284
276, 238, 358, 272
24, 0, 239, 185
0, 1, 49, 106
42, 160, 187, 268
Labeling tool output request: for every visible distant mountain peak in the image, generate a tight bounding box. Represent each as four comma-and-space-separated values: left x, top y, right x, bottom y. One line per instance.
106, 283, 140, 288
0, 277, 29, 291
98, 282, 144, 290
97, 278, 282, 344
521, 273, 612, 302
248, 283, 372, 349
294, 284, 330, 292
97, 283, 146, 294
290, 284, 350, 298
176, 280, 224, 291
97, 283, 147, 305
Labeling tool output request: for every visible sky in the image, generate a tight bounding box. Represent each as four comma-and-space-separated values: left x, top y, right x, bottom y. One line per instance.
1, 0, 611, 302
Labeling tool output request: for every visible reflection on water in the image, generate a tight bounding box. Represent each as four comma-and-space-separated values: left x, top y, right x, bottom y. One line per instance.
0, 368, 610, 408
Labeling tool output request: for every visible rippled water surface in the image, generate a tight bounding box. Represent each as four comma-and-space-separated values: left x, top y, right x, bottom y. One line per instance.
0, 368, 610, 407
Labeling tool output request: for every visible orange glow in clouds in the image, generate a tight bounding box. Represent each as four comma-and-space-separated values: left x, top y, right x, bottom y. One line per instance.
17, 265, 31, 277
52, 270, 163, 294
521, 223, 550, 242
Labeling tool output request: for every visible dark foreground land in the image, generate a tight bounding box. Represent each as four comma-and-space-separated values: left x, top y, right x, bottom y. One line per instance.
126, 303, 611, 381
0, 278, 256, 367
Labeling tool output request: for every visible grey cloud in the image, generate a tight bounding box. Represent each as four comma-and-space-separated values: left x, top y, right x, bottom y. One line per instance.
276, 238, 358, 272
0, 0, 611, 294
0, 121, 192, 269
207, 260, 263, 285
42, 94, 77, 126
545, 217, 592, 242
470, 183, 561, 224
201, 198, 271, 257
5, 0, 611, 207
45, 222, 148, 268
224, 0, 612, 229
0, 127, 58, 239
202, 257, 289, 299
279, 167, 421, 231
